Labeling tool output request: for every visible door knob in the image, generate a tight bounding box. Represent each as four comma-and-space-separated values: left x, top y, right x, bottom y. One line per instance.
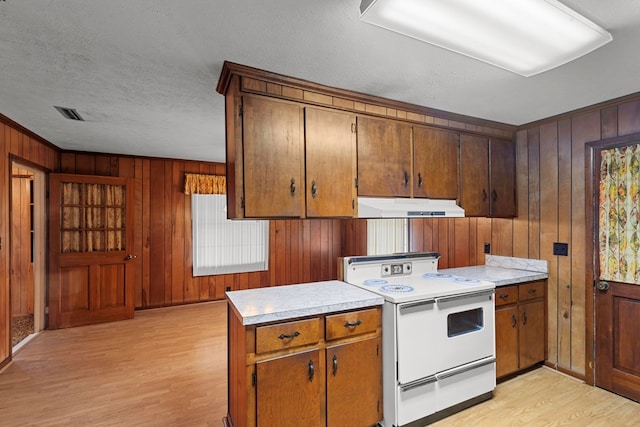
125, 254, 137, 260
597, 281, 610, 291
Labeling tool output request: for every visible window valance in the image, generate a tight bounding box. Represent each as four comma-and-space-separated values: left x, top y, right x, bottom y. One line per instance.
184, 173, 226, 195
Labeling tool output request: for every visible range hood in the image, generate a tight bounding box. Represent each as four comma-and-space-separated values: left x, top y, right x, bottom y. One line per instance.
357, 197, 464, 218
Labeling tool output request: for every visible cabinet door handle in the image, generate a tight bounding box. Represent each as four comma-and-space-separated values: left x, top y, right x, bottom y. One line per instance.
492, 190, 498, 201
332, 355, 338, 376
522, 311, 528, 326
278, 331, 300, 340
290, 178, 296, 196
511, 313, 517, 328
499, 293, 510, 300
308, 360, 315, 382
418, 173, 423, 188
311, 180, 318, 199
403, 171, 409, 188
482, 189, 487, 201
343, 320, 362, 328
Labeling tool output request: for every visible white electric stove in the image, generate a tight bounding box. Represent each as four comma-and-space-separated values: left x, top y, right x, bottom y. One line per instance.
342, 252, 496, 427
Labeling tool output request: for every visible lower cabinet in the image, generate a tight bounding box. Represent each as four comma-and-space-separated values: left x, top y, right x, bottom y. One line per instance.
226, 306, 382, 427
495, 281, 546, 379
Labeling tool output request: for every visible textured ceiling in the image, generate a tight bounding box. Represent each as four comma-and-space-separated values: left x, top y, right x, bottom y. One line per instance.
1, 1, 639, 162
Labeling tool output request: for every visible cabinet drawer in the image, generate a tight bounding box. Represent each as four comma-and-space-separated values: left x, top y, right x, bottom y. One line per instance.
256, 318, 320, 354
495, 286, 518, 307
325, 308, 380, 341
519, 281, 545, 302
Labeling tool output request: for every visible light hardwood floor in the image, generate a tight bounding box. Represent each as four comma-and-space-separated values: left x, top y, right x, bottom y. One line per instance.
1, 301, 639, 426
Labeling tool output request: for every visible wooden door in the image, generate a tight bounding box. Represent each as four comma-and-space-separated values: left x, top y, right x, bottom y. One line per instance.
242, 95, 304, 218
256, 349, 322, 427
49, 174, 135, 329
356, 116, 412, 197
326, 337, 382, 427
305, 107, 357, 217
413, 127, 459, 199
459, 134, 489, 216
594, 141, 640, 402
489, 138, 517, 217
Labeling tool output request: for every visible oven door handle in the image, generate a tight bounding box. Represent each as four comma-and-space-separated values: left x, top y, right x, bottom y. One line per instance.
399, 299, 436, 311
399, 374, 437, 392
435, 289, 495, 304
435, 356, 496, 381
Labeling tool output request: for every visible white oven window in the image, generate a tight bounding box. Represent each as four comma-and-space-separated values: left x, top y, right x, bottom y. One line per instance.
367, 218, 408, 255
447, 308, 484, 337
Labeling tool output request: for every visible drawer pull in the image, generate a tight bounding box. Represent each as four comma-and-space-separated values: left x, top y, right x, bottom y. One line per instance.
344, 320, 362, 328
278, 331, 300, 340
528, 289, 537, 294
499, 293, 510, 300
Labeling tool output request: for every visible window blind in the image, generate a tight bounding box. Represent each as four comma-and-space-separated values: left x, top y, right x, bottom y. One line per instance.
367, 218, 408, 255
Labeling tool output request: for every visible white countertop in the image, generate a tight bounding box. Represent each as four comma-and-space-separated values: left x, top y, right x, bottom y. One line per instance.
441, 265, 548, 287
226, 280, 384, 326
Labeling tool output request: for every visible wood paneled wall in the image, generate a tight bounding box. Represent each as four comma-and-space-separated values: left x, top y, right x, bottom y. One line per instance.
0, 116, 59, 369
59, 153, 348, 309
512, 95, 640, 379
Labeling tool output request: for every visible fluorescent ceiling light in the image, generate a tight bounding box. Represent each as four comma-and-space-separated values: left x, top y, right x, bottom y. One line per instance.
359, 0, 612, 77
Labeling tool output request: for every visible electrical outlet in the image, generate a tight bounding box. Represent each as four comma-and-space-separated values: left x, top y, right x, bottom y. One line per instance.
226, 286, 231, 292
484, 243, 491, 254
553, 242, 568, 256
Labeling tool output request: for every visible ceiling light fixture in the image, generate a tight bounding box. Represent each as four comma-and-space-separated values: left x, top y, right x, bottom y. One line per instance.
359, 0, 612, 77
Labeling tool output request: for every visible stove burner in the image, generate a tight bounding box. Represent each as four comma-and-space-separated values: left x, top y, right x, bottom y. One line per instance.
363, 278, 388, 286
454, 277, 481, 284
380, 284, 414, 293
423, 273, 452, 279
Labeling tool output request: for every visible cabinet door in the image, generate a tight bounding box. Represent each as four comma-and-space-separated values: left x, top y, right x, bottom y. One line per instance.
519, 299, 545, 369
495, 306, 519, 378
489, 138, 516, 217
459, 134, 489, 216
256, 349, 323, 427
413, 127, 459, 199
305, 108, 357, 217
242, 95, 304, 217
357, 116, 412, 197
326, 337, 382, 427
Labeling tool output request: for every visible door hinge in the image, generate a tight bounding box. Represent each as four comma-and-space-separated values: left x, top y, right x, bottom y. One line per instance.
241, 197, 245, 209
239, 104, 243, 117
252, 372, 257, 386
376, 343, 380, 356
354, 178, 358, 189
351, 123, 357, 133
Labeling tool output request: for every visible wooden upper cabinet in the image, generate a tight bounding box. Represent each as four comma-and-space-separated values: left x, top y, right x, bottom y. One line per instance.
413, 127, 459, 199
242, 95, 305, 218
305, 108, 357, 217
489, 138, 517, 218
460, 134, 490, 216
356, 116, 412, 197
460, 135, 516, 217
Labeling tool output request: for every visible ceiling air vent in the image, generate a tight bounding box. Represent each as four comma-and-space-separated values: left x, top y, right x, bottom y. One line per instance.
54, 106, 84, 121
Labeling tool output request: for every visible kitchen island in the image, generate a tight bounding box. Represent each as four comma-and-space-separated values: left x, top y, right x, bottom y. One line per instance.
225, 280, 384, 427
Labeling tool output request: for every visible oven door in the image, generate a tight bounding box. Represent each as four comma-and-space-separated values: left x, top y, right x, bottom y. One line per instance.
396, 290, 495, 385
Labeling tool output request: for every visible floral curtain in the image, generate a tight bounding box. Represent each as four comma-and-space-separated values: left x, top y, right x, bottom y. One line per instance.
184, 173, 226, 195
599, 144, 640, 284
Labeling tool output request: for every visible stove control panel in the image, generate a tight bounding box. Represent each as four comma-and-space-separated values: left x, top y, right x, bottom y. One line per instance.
381, 262, 412, 276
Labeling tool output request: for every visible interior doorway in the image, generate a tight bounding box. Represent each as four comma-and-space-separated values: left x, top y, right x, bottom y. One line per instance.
10, 161, 46, 353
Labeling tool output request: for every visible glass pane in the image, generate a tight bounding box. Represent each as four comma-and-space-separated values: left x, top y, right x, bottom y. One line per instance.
87, 231, 105, 252
62, 231, 82, 253
62, 182, 82, 205
62, 207, 81, 229
86, 184, 104, 206
85, 207, 104, 228
107, 208, 125, 228
447, 308, 484, 337
107, 230, 125, 251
